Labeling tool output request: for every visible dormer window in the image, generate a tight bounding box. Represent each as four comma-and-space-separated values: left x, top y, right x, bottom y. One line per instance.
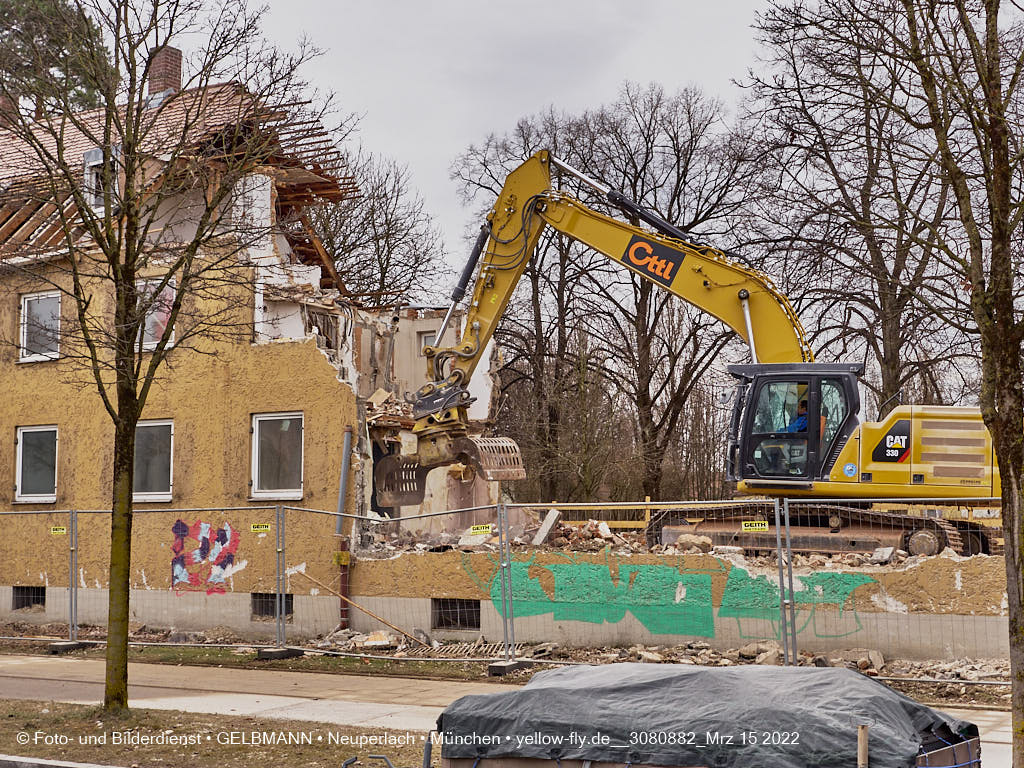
82, 146, 119, 211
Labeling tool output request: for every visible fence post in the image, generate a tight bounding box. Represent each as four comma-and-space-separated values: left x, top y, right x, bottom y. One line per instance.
773, 498, 790, 665
783, 498, 798, 664
68, 509, 78, 642
502, 501, 516, 655
276, 504, 285, 647
494, 503, 511, 662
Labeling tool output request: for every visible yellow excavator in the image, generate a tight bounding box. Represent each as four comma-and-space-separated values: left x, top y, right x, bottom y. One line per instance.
376, 150, 1000, 556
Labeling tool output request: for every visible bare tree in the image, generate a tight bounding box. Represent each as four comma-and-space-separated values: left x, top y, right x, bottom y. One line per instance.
312, 147, 446, 304
453, 110, 610, 502
762, 0, 1024, 758
454, 84, 764, 501
0, 0, 348, 711
573, 83, 761, 499
891, 3, 1024, 757
747, 0, 976, 415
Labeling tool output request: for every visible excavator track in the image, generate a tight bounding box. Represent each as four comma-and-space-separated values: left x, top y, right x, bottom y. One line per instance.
649, 503, 970, 556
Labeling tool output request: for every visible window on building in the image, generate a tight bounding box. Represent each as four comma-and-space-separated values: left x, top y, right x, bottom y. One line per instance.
251, 592, 293, 620
12, 585, 45, 611
431, 598, 481, 631
83, 146, 119, 211
251, 412, 303, 498
15, 426, 57, 503
134, 420, 173, 501
417, 330, 436, 356
137, 279, 175, 350
19, 292, 60, 361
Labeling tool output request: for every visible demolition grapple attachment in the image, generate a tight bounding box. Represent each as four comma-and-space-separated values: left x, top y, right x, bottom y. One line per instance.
374, 435, 525, 508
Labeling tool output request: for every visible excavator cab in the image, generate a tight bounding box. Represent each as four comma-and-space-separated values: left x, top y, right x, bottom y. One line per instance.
727, 363, 864, 486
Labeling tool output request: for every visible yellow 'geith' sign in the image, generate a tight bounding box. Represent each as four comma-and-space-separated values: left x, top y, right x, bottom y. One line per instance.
741, 520, 768, 532
50, 526, 67, 535
470, 524, 494, 535
251, 523, 271, 533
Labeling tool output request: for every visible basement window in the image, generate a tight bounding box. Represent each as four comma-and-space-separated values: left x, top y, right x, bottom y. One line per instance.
431, 598, 481, 631
12, 585, 45, 611
251, 592, 293, 620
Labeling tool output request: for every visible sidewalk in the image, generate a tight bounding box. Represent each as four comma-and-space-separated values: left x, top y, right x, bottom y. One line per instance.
0, 655, 517, 731
0, 655, 1012, 766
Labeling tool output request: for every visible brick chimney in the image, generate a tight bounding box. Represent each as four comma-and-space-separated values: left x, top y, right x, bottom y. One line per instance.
148, 46, 182, 97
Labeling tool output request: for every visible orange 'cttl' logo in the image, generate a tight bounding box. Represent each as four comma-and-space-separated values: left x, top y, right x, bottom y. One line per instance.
621, 236, 684, 287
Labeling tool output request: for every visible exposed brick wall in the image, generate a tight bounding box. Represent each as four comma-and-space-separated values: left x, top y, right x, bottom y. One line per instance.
149, 46, 182, 95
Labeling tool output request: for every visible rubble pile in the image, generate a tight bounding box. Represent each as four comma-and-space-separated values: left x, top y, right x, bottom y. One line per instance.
356, 518, 938, 571
886, 656, 1009, 682
307, 630, 1010, 686
0, 621, 245, 644
520, 640, 885, 674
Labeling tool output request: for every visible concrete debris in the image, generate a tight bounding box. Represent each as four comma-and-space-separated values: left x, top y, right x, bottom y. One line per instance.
458, 527, 493, 547
739, 640, 780, 659
870, 546, 895, 565
712, 545, 744, 556
354, 520, 984, 580
501, 643, 897, 671
886, 657, 1008, 681
355, 631, 397, 649
521, 642, 558, 659
532, 509, 562, 546
43, 620, 1004, 688
673, 533, 713, 553
413, 627, 433, 647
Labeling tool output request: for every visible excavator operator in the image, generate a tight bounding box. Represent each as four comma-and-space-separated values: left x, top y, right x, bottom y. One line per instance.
786, 400, 809, 433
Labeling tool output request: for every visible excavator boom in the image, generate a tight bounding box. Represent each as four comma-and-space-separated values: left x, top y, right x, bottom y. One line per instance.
377, 150, 813, 506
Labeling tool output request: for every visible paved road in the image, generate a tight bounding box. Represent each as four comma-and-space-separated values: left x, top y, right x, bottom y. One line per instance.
0, 655, 1012, 766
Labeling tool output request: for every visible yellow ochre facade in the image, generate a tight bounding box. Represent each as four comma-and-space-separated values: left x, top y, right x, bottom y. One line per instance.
0, 262, 358, 604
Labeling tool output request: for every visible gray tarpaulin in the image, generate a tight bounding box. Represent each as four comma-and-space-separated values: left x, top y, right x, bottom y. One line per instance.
437, 664, 978, 768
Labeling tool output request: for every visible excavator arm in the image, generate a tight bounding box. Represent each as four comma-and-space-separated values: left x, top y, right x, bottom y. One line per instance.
375, 150, 814, 506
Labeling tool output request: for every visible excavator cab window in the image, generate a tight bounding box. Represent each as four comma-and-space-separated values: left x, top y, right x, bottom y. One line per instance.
821, 378, 848, 448
749, 380, 810, 477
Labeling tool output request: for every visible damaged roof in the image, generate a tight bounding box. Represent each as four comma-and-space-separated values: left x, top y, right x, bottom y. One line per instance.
0, 81, 358, 266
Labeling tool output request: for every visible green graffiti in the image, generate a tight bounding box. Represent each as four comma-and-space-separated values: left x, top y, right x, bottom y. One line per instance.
484, 556, 715, 637
719, 568, 876, 639
465, 554, 876, 641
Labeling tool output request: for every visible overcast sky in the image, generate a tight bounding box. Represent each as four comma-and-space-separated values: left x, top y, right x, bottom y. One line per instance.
264, 0, 770, 274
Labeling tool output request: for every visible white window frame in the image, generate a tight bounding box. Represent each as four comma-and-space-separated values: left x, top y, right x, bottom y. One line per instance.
250, 412, 304, 500
133, 419, 173, 503
417, 330, 436, 357
19, 291, 60, 362
83, 145, 120, 212
15, 425, 58, 503
136, 279, 176, 351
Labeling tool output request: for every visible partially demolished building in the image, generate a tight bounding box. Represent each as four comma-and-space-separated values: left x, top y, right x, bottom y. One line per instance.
0, 47, 497, 633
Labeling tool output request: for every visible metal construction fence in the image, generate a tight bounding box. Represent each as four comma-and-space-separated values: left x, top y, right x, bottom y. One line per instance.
0, 497, 1010, 682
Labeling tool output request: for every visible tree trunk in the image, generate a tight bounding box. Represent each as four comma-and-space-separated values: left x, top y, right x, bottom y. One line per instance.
103, 405, 136, 711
